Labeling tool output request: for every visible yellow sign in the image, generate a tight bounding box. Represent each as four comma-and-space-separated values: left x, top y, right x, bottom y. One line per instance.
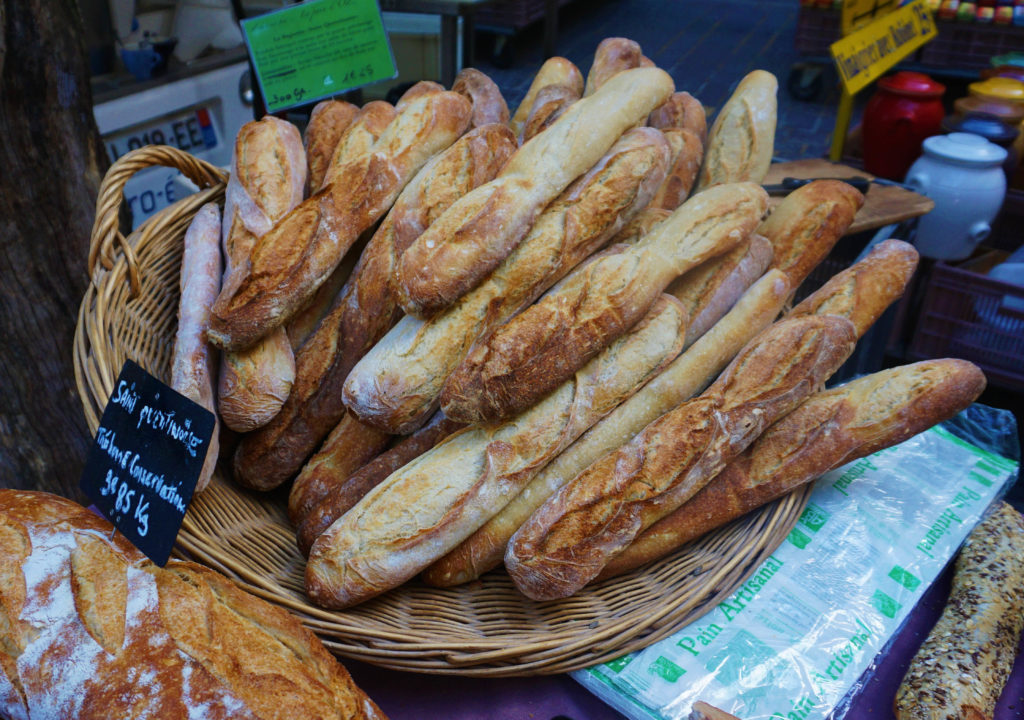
831, 0, 937, 95
841, 0, 899, 35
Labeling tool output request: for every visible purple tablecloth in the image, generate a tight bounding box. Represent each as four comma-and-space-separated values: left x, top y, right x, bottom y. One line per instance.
343, 561, 1024, 719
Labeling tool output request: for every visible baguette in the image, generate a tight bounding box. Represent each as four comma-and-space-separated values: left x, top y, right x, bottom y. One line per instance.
601, 359, 987, 579
304, 99, 359, 193
218, 117, 306, 432
394, 66, 675, 317
695, 70, 778, 191
667, 233, 774, 346
758, 179, 865, 293
296, 412, 465, 555
452, 68, 510, 128
306, 295, 688, 608
232, 124, 514, 491
423, 269, 789, 587
0, 490, 386, 720
509, 57, 584, 136
322, 101, 397, 191
895, 500, 1024, 720
610, 206, 671, 244
207, 91, 472, 351
395, 80, 445, 111
505, 314, 856, 600
439, 181, 768, 425
170, 203, 222, 493
649, 91, 707, 145
649, 127, 704, 211
584, 37, 646, 96
519, 83, 580, 144
343, 127, 672, 434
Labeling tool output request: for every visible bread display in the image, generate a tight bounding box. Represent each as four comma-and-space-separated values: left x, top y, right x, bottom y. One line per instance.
894, 501, 1024, 720
0, 489, 386, 720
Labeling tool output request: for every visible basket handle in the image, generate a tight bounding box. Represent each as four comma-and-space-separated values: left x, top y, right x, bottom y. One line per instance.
89, 145, 228, 295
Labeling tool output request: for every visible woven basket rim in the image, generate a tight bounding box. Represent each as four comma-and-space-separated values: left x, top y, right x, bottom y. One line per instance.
73, 145, 810, 676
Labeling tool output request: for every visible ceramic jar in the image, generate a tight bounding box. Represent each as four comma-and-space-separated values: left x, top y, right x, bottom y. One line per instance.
941, 113, 1020, 179
862, 71, 946, 180
905, 133, 1008, 260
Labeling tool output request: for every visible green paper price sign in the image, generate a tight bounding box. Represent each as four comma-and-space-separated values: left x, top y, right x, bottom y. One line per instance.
242, 0, 397, 113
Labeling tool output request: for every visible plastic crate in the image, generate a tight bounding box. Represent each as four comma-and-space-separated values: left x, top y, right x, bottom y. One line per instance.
794, 7, 840, 58
908, 260, 1024, 391
919, 21, 1024, 72
475, 0, 572, 31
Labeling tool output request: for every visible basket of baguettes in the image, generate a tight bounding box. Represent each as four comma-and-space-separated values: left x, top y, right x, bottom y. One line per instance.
75, 37, 988, 675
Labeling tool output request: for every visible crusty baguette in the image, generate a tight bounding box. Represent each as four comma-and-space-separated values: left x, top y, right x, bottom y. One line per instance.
306, 295, 688, 608
649, 127, 704, 211
452, 68, 510, 128
695, 70, 778, 191
519, 83, 580, 144
584, 37, 646, 96
649, 91, 707, 145
394, 66, 675, 318
509, 57, 584, 136
304, 99, 359, 193
758, 179, 865, 293
601, 359, 987, 579
439, 181, 768, 425
505, 314, 857, 601
170, 203, 222, 493
610, 206, 671, 244
0, 490, 386, 720
217, 117, 306, 432
668, 233, 774, 347
895, 500, 1024, 720
690, 702, 742, 720
296, 412, 466, 555
424, 269, 789, 587
232, 124, 515, 492
395, 80, 445, 111
207, 91, 472, 352
321, 101, 397, 191
344, 127, 672, 434
787, 238, 919, 336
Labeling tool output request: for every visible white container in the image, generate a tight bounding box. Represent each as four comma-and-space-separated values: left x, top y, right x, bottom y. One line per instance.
905, 132, 1008, 261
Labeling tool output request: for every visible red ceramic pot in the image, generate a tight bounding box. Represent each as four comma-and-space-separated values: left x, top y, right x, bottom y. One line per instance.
862, 71, 946, 180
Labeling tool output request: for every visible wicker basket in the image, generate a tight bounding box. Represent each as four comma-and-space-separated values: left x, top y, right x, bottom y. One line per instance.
74, 145, 812, 676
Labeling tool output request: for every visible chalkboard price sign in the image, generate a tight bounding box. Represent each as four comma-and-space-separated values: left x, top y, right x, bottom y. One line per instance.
80, 359, 215, 566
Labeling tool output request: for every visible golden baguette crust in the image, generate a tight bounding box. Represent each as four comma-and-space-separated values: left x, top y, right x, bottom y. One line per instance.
424, 268, 790, 587
296, 413, 466, 556
0, 490, 386, 720
649, 91, 708, 145
304, 100, 359, 193
394, 67, 675, 317
787, 238, 919, 336
668, 233, 774, 346
395, 80, 445, 111
509, 57, 584, 136
452, 68, 510, 128
232, 125, 514, 491
759, 179, 865, 293
439, 182, 768, 425
344, 127, 673, 434
696, 70, 778, 191
519, 83, 580, 143
584, 37, 645, 96
218, 117, 306, 432
895, 500, 1024, 720
208, 91, 472, 351
306, 296, 688, 608
649, 128, 704, 211
505, 314, 856, 600
601, 359, 987, 578
323, 101, 397, 191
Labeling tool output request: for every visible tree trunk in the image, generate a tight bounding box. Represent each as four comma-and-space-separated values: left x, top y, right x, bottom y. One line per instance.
0, 0, 108, 500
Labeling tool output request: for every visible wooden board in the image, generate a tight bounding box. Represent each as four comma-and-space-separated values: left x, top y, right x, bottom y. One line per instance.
764, 159, 934, 236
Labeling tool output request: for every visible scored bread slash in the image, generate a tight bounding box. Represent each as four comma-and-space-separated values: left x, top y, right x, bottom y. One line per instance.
394, 66, 676, 318
505, 314, 857, 601
438, 181, 768, 426
305, 295, 688, 609
303, 99, 358, 194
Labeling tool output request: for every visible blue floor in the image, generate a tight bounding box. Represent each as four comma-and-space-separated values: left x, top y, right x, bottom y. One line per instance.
473, 0, 843, 161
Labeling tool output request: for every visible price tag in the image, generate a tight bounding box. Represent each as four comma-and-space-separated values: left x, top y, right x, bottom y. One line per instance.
241, 0, 398, 114
80, 359, 215, 566
831, 0, 937, 96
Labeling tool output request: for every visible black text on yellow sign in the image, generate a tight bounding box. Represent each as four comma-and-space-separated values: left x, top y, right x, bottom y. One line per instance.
830, 0, 937, 96
841, 0, 899, 36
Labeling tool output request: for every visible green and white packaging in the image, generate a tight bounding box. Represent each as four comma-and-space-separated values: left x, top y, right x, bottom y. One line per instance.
575, 410, 1018, 720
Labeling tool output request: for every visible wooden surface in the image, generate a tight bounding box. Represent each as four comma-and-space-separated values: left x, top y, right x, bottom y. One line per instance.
764, 158, 934, 236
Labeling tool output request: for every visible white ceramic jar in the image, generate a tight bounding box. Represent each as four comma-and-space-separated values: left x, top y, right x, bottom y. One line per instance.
905, 132, 1008, 261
